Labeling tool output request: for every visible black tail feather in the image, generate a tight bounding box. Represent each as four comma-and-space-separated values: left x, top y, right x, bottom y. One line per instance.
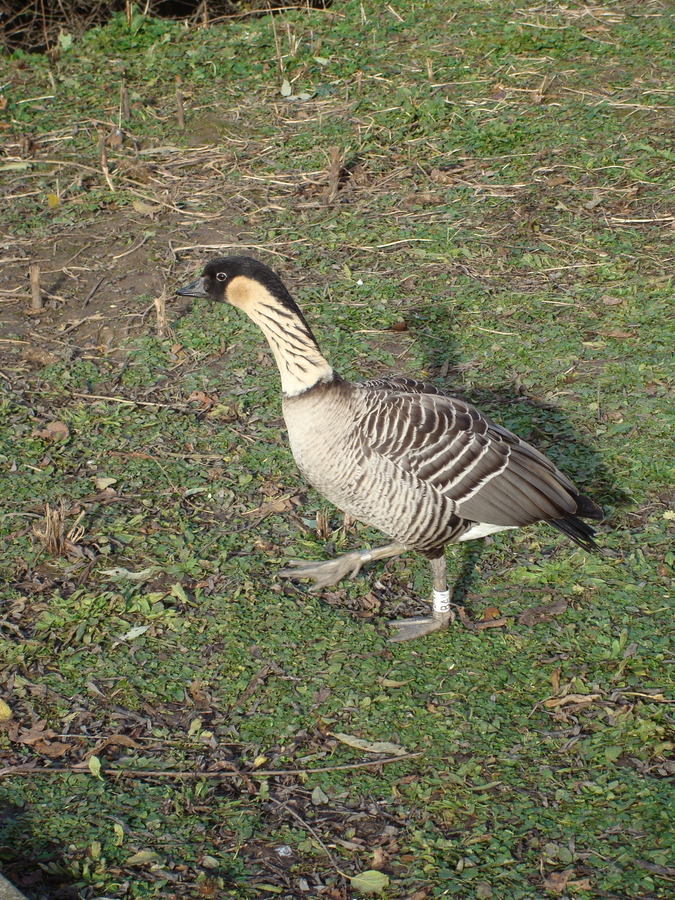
574, 492, 604, 520
549, 513, 600, 553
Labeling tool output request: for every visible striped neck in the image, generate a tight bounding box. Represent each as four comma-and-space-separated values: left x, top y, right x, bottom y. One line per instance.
227, 276, 333, 396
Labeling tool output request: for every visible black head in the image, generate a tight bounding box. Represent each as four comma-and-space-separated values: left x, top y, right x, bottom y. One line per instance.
176, 255, 317, 340
176, 256, 294, 305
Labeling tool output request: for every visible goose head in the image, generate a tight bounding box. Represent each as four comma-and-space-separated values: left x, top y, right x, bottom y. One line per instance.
177, 255, 298, 316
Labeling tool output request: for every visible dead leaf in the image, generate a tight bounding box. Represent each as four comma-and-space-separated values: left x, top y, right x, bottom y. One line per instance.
33, 738, 70, 758
474, 617, 508, 630
336, 838, 364, 851
131, 198, 161, 217
601, 295, 623, 305
371, 846, 387, 869
359, 591, 381, 616
311, 785, 329, 805
107, 127, 124, 150
11, 720, 57, 745
188, 679, 212, 706
584, 194, 603, 210
31, 421, 70, 441
604, 329, 635, 339
543, 693, 601, 709
350, 870, 389, 894
544, 869, 573, 893
188, 390, 216, 409
93, 734, 140, 754
551, 666, 561, 695
458, 607, 476, 630
244, 496, 294, 520
333, 733, 407, 756
430, 167, 457, 185
126, 849, 159, 866
311, 686, 331, 705
9, 720, 70, 757
482, 606, 501, 621
518, 598, 568, 626
377, 677, 412, 688
0, 700, 12, 722
94, 476, 117, 491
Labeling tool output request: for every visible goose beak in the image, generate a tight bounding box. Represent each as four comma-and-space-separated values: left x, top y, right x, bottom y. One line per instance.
176, 277, 209, 298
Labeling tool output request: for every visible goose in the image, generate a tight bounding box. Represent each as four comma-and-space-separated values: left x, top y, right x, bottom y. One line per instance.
177, 256, 603, 641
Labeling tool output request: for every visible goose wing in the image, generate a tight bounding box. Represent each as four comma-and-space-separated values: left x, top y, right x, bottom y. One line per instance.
356, 377, 598, 529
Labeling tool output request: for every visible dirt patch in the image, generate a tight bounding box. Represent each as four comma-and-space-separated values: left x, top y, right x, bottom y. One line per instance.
0, 210, 240, 373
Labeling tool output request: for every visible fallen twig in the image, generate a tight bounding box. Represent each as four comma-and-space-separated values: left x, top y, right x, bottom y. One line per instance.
0, 752, 423, 780
29, 263, 42, 310
83, 277, 104, 306
71, 392, 188, 410
175, 76, 185, 130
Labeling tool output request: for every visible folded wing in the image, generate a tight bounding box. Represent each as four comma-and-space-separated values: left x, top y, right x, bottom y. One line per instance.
357, 377, 602, 548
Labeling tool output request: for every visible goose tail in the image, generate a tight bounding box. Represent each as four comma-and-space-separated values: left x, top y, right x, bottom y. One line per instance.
549, 493, 603, 552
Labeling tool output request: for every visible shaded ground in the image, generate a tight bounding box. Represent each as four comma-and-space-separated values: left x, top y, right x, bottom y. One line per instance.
1, 2, 674, 898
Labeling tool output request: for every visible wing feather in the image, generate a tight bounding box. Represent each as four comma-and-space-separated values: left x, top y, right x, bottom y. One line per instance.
357, 377, 593, 529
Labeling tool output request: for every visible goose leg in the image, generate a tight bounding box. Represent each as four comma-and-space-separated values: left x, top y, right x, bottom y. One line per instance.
278, 542, 405, 591
389, 554, 453, 642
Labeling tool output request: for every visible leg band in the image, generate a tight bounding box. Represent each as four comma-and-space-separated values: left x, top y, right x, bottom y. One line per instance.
433, 589, 451, 613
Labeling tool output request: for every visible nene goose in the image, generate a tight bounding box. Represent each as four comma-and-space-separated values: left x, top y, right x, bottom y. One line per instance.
177, 257, 602, 641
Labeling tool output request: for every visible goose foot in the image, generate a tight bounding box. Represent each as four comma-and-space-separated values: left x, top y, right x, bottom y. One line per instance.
278, 550, 370, 591
278, 542, 405, 591
389, 609, 454, 642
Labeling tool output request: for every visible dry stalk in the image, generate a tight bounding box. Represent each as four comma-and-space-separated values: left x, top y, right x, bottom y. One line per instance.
32, 501, 66, 555
68, 511, 86, 547
341, 512, 356, 536
315, 508, 330, 540
154, 290, 170, 338
33, 502, 86, 558
97, 128, 115, 192
28, 263, 42, 311
324, 146, 345, 204
268, 4, 285, 76
175, 76, 185, 130
120, 79, 130, 122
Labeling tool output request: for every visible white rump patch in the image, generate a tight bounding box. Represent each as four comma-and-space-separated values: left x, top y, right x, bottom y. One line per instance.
459, 523, 518, 541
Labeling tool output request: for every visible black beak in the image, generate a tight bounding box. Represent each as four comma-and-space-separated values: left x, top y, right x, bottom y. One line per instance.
176, 277, 209, 298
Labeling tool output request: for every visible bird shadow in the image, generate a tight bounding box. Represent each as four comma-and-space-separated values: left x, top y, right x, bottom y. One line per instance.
0, 802, 79, 900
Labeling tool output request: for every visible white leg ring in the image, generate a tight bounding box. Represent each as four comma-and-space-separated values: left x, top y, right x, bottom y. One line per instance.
433, 589, 451, 614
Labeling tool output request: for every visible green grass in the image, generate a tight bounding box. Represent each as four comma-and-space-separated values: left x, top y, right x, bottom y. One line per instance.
1, 2, 673, 898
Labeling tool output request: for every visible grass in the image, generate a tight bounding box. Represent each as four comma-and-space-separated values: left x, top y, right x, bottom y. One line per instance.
0, 1, 673, 898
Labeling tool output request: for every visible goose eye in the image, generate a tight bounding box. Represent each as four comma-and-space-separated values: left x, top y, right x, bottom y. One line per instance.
216, 271, 228, 282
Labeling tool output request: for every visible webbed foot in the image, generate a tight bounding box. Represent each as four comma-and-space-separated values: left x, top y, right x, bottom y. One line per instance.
389, 609, 454, 642
278, 550, 369, 591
